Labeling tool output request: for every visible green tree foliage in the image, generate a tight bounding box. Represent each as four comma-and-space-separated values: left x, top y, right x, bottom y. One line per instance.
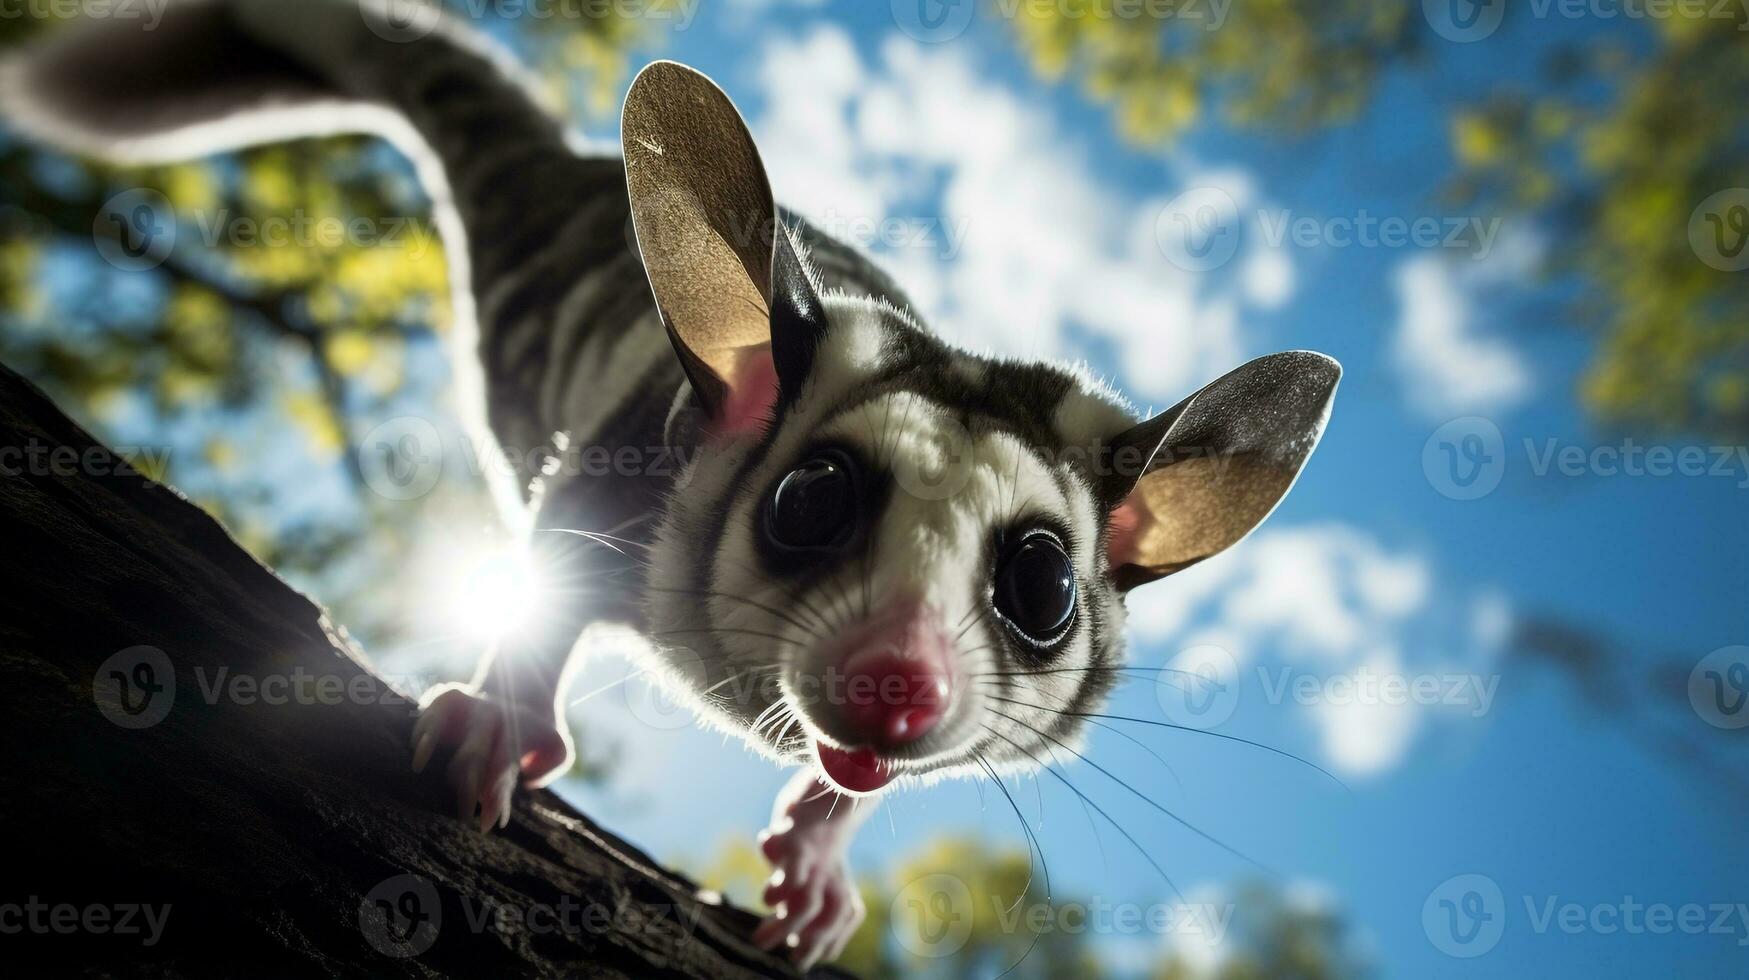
1005, 1, 1749, 439
700, 835, 1106, 979
697, 835, 1368, 978
1006, 0, 1416, 144
1149, 883, 1373, 980
0, 4, 660, 651
1447, 14, 1749, 436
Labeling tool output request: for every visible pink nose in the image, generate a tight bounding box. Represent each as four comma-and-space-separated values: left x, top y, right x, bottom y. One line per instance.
839, 648, 952, 747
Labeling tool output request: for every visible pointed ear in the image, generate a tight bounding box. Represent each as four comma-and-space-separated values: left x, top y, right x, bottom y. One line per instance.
621, 61, 827, 434
1102, 352, 1341, 591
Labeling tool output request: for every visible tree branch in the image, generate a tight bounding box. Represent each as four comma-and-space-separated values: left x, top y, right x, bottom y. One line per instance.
0, 358, 846, 979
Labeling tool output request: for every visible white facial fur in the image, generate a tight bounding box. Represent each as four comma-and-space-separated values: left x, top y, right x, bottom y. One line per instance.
644, 295, 1133, 786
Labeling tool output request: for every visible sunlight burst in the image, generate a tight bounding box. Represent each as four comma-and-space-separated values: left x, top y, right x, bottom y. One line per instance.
448, 546, 546, 642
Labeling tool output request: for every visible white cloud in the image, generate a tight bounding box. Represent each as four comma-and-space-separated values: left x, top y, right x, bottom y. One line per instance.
1132, 524, 1506, 777
1307, 653, 1425, 775
750, 27, 1287, 405
1390, 230, 1541, 418
1241, 245, 1295, 311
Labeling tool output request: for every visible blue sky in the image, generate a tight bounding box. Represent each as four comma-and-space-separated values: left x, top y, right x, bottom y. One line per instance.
480, 3, 1749, 977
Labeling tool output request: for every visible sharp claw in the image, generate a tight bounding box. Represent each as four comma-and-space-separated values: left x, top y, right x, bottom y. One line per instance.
411, 704, 434, 741
411, 730, 436, 773
825, 912, 859, 962
476, 768, 506, 833
759, 834, 787, 862
753, 916, 789, 950
461, 758, 488, 822
495, 770, 515, 830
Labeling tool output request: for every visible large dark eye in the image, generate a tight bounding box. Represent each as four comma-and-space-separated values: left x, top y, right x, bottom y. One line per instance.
994, 533, 1077, 642
765, 452, 858, 552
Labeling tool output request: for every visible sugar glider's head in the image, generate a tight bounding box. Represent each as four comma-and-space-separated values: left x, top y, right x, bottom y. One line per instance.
624, 63, 1339, 795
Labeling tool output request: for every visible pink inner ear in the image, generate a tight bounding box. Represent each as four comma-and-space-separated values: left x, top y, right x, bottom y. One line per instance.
1105, 499, 1145, 571
709, 346, 780, 439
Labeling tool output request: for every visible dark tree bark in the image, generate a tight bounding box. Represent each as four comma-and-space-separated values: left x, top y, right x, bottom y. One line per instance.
0, 362, 845, 979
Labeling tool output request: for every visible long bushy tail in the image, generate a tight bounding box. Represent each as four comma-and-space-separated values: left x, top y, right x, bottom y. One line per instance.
0, 0, 629, 527
0, 0, 562, 164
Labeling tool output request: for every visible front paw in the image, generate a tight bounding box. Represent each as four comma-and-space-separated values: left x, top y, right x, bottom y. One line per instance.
753, 819, 866, 970
411, 684, 572, 833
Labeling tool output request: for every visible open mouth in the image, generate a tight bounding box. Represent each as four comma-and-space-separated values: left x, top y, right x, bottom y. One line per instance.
814, 741, 897, 794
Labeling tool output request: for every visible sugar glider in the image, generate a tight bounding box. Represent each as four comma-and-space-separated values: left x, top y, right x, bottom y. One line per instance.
1, 0, 1338, 967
